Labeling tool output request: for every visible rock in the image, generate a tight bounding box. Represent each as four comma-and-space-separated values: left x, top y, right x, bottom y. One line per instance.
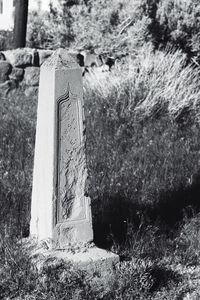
0, 61, 12, 83
0, 80, 11, 90
38, 50, 53, 65
24, 67, 40, 86
0, 52, 6, 61
3, 48, 33, 67
0, 80, 18, 95
10, 67, 24, 81
24, 86, 38, 97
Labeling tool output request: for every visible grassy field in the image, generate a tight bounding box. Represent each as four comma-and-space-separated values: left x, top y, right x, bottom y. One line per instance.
1, 47, 200, 298
84, 48, 200, 246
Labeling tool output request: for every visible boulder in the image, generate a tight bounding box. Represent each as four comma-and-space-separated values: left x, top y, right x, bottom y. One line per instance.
10, 67, 24, 81
24, 67, 40, 86
0, 61, 12, 83
3, 48, 33, 67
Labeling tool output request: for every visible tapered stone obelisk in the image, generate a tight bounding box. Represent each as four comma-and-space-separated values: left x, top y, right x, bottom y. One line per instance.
30, 49, 93, 248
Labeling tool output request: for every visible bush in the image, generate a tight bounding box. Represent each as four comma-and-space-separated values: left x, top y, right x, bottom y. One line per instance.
26, 0, 152, 53
156, 0, 200, 57
27, 3, 77, 49
27, 11, 55, 49
26, 0, 200, 60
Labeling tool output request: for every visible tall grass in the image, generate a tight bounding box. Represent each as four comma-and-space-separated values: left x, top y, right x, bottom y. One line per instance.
84, 48, 200, 244
0, 85, 37, 238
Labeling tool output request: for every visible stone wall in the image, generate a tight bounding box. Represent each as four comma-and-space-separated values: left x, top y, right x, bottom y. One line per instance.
0, 47, 118, 98
0, 48, 53, 93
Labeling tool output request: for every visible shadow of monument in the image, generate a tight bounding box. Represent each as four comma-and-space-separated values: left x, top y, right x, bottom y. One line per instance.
92, 173, 200, 248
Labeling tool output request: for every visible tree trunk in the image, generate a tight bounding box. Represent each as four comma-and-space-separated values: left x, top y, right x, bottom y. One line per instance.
13, 0, 29, 48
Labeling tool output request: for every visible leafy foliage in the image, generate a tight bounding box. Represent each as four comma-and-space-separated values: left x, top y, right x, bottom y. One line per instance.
26, 0, 200, 61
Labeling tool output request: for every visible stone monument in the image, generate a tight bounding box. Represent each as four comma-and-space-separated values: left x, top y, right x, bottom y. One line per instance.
30, 49, 119, 270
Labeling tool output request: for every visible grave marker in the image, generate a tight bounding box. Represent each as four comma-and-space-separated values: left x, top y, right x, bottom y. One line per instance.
30, 49, 93, 248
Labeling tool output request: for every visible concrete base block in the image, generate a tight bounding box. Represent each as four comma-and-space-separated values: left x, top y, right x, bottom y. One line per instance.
33, 245, 119, 275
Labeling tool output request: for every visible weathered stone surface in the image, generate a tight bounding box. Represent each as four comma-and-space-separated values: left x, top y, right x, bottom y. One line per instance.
30, 49, 119, 276
30, 49, 119, 270
0, 61, 12, 83
33, 246, 119, 275
30, 49, 93, 247
54, 247, 119, 272
3, 48, 32, 67
24, 67, 40, 86
54, 198, 93, 248
24, 236, 119, 289
10, 67, 24, 81
38, 49, 53, 65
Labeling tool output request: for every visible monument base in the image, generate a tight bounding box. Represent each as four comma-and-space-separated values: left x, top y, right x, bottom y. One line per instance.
32, 244, 119, 275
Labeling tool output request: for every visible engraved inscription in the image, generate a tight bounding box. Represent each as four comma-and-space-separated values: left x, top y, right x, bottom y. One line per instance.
56, 88, 81, 222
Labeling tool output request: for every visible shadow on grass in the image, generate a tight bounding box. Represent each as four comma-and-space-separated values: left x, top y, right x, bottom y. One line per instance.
93, 175, 200, 249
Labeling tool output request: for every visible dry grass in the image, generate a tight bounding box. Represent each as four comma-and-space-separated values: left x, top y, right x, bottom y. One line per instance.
83, 48, 200, 247
84, 48, 200, 122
